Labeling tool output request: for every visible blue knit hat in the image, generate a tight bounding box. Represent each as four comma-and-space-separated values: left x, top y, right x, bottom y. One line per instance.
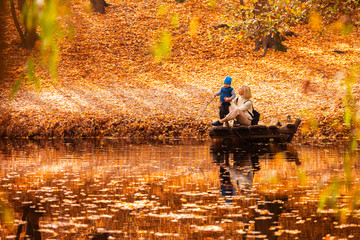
224, 76, 232, 85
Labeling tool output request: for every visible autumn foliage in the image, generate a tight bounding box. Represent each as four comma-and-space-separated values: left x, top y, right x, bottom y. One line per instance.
0, 0, 359, 141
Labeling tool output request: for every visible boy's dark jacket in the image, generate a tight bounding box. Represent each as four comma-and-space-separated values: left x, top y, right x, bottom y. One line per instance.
220, 86, 234, 103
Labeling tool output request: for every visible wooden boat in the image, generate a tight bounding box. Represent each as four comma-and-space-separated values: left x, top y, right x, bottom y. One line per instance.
209, 119, 301, 148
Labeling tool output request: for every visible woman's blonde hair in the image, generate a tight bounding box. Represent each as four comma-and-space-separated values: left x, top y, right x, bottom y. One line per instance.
241, 85, 252, 100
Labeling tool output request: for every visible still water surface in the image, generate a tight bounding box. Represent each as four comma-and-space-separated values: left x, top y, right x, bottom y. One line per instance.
0, 139, 359, 239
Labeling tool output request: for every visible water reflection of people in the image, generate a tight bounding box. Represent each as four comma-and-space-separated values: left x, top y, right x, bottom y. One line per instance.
213, 143, 299, 200
219, 166, 236, 202
212, 143, 299, 239
218, 154, 260, 202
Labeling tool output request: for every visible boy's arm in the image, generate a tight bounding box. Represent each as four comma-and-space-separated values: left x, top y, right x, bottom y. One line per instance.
230, 89, 236, 99
225, 89, 236, 103
214, 90, 221, 96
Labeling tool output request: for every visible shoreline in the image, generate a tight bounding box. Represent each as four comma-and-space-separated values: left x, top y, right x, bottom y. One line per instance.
0, 110, 348, 143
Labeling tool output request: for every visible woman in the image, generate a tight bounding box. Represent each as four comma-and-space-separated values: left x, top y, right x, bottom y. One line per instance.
212, 85, 253, 126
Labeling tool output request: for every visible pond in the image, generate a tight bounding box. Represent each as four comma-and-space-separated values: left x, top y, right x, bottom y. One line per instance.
0, 139, 359, 239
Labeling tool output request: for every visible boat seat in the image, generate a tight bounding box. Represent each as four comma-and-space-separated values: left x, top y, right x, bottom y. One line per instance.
249, 125, 267, 130
286, 123, 296, 129
212, 126, 228, 129
236, 126, 250, 130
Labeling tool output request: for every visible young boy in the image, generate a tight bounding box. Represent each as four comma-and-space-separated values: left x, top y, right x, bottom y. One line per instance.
214, 76, 236, 120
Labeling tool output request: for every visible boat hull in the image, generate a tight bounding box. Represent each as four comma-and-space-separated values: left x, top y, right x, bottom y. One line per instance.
209, 119, 301, 149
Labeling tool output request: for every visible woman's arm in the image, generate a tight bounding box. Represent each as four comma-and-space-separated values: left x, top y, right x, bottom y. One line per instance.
238, 100, 253, 112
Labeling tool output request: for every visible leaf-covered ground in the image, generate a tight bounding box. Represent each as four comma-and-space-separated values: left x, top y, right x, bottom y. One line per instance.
1, 0, 360, 140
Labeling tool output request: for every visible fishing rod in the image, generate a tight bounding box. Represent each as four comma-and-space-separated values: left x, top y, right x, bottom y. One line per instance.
196, 96, 216, 122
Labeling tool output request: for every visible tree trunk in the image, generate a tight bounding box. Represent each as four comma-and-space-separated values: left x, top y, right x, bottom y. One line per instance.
9, 0, 37, 49
0, 0, 6, 84
251, 0, 288, 57
9, 0, 27, 47
25, 28, 37, 49
239, 0, 246, 19
90, 0, 107, 14
17, 0, 26, 11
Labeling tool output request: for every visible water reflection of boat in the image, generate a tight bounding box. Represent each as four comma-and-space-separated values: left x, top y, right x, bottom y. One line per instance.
211, 143, 300, 166
209, 119, 301, 148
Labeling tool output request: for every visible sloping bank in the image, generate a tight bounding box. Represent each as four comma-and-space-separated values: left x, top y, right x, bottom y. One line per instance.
0, 108, 349, 142
0, 109, 209, 139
